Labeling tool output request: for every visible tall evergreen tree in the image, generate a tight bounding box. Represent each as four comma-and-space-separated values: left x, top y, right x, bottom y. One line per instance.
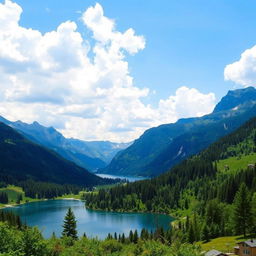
201, 223, 210, 242
232, 183, 252, 237
133, 230, 138, 243
188, 224, 195, 243
253, 131, 256, 146
129, 230, 134, 243
121, 233, 125, 243
251, 193, 256, 234
0, 192, 8, 204
62, 208, 78, 240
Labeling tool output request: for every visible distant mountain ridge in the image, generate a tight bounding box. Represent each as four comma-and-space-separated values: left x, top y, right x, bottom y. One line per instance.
213, 86, 256, 113
0, 122, 106, 187
101, 87, 256, 177
0, 116, 131, 171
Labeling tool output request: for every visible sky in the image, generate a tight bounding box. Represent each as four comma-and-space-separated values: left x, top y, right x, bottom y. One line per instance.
0, 0, 256, 142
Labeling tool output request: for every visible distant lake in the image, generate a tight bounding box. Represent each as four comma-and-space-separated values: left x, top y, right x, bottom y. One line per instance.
96, 173, 148, 182
4, 199, 173, 239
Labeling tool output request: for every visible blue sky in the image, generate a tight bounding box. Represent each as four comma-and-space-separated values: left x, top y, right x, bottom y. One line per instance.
12, 0, 256, 101
0, 0, 255, 141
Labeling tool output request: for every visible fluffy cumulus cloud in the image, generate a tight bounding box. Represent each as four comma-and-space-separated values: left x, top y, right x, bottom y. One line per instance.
224, 45, 256, 87
0, 0, 216, 142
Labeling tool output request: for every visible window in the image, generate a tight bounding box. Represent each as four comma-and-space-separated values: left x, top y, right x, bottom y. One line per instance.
243, 249, 250, 255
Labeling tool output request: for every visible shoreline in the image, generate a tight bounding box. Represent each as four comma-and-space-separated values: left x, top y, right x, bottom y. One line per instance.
1, 198, 173, 219
0, 197, 83, 210
84, 205, 175, 219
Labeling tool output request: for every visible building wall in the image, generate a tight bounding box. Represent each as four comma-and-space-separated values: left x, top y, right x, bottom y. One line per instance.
237, 244, 256, 256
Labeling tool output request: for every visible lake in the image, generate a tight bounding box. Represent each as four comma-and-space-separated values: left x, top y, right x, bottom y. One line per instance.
96, 173, 148, 182
4, 199, 173, 239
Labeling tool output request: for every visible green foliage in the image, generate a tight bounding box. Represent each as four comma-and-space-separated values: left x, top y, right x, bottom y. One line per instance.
252, 193, 256, 233
0, 220, 203, 256
232, 183, 252, 237
201, 223, 210, 242
0, 211, 22, 228
0, 192, 8, 204
85, 117, 256, 242
101, 239, 122, 253
62, 208, 78, 240
21, 227, 47, 256
0, 222, 47, 256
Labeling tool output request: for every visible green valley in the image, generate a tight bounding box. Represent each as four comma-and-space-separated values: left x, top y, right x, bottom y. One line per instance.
85, 117, 256, 250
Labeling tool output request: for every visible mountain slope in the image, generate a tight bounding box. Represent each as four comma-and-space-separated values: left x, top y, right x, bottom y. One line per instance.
0, 117, 130, 171
0, 122, 107, 187
85, 116, 256, 213
102, 87, 256, 177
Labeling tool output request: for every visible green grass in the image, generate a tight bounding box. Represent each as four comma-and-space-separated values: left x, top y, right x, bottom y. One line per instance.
217, 153, 256, 174
56, 192, 83, 200
197, 236, 246, 253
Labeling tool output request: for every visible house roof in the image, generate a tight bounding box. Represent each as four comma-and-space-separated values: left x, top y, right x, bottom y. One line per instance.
238, 239, 256, 247
205, 249, 227, 256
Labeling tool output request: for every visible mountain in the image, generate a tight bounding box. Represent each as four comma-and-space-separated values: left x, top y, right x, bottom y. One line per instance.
213, 86, 256, 112
85, 116, 256, 212
66, 139, 132, 165
0, 122, 107, 187
101, 87, 256, 177
0, 117, 131, 171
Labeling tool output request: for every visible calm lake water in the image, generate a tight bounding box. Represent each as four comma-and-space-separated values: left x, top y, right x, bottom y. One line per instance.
96, 173, 148, 182
4, 199, 173, 239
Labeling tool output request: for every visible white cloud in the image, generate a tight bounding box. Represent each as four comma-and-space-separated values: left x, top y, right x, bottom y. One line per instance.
158, 87, 216, 123
0, 1, 216, 142
224, 45, 256, 87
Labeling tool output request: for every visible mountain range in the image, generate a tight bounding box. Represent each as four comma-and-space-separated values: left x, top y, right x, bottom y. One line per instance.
100, 86, 256, 177
0, 122, 107, 187
0, 116, 131, 171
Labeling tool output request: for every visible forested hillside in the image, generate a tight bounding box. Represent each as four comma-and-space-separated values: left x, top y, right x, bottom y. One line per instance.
0, 122, 109, 188
0, 116, 130, 171
102, 87, 256, 176
85, 117, 256, 241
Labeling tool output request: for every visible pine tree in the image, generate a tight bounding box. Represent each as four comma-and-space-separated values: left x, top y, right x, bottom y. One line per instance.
51, 232, 56, 239
188, 224, 195, 243
107, 233, 113, 239
133, 230, 138, 243
232, 183, 252, 237
251, 193, 256, 235
140, 228, 146, 240
165, 229, 172, 245
121, 233, 125, 243
185, 216, 190, 231
62, 208, 78, 239
0, 192, 8, 204
16, 194, 23, 204
129, 230, 134, 243
201, 223, 210, 242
